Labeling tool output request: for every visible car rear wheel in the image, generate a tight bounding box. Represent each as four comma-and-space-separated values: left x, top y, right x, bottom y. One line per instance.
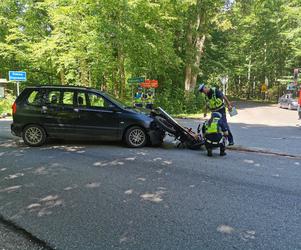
125, 126, 147, 148
22, 125, 46, 147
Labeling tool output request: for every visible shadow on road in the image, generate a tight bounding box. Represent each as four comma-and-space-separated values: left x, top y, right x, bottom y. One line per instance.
232, 101, 275, 110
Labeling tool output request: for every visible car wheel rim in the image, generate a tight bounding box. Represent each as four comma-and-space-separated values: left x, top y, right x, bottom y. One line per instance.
129, 129, 145, 147
25, 127, 43, 145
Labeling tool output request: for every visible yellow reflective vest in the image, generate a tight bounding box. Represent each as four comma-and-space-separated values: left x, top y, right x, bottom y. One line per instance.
205, 87, 224, 111
205, 118, 222, 134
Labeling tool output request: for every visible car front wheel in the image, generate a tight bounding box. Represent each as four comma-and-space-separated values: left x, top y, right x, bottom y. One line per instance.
22, 124, 46, 147
125, 126, 147, 148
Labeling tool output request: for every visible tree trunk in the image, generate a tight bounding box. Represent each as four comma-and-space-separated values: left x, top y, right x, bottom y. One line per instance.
118, 47, 126, 99
184, 23, 193, 91
191, 34, 206, 90
184, 66, 192, 91
184, 8, 206, 92
60, 69, 65, 85
80, 59, 89, 87
112, 70, 119, 97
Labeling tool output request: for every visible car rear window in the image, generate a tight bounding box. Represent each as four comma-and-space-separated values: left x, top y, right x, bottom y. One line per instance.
27, 90, 44, 105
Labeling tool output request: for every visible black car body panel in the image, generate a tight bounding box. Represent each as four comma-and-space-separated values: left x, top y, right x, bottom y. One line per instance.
11, 86, 164, 145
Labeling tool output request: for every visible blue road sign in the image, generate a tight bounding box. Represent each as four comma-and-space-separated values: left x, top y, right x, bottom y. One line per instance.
9, 71, 27, 81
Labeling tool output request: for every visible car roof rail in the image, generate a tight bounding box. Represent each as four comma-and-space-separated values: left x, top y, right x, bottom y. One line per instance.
25, 85, 96, 90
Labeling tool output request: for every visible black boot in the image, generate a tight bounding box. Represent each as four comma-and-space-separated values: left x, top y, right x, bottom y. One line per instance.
207, 148, 213, 157
220, 147, 226, 156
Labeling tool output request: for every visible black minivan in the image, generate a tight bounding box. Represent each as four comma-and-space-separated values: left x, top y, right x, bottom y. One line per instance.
11, 86, 165, 147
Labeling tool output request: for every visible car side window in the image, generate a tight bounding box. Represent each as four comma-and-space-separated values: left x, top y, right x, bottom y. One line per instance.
47, 91, 61, 105
27, 90, 44, 106
62, 91, 75, 106
77, 92, 87, 107
87, 93, 109, 109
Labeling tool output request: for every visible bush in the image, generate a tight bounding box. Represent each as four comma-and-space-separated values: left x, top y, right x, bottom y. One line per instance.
155, 88, 205, 114
0, 93, 15, 115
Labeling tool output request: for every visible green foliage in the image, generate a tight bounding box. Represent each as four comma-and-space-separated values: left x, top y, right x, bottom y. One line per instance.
0, 0, 300, 113
156, 87, 205, 114
0, 92, 14, 114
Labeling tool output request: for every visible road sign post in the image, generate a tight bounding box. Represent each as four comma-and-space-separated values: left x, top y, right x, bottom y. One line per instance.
16, 82, 20, 96
0, 78, 7, 99
9, 71, 27, 96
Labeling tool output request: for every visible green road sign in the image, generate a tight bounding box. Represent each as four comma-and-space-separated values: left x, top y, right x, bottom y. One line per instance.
127, 77, 145, 84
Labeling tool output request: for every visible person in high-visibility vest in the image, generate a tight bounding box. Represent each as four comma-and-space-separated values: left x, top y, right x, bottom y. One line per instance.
198, 83, 234, 146
134, 87, 143, 108
145, 90, 154, 109
202, 112, 228, 157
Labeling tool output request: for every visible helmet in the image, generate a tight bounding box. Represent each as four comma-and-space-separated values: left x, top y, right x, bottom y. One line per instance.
212, 112, 222, 118
198, 83, 205, 92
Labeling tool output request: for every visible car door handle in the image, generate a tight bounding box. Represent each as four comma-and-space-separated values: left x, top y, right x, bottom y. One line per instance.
41, 106, 48, 114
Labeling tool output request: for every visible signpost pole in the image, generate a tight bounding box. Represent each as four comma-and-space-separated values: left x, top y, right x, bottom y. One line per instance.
16, 81, 20, 96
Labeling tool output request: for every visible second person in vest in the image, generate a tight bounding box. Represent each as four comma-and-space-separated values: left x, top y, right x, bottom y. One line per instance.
198, 83, 234, 145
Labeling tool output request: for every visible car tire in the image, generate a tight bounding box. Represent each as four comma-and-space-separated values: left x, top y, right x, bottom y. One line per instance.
154, 116, 177, 134
124, 126, 147, 148
22, 124, 46, 147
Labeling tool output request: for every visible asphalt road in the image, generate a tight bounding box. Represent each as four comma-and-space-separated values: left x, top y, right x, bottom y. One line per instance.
181, 102, 301, 156
0, 103, 301, 250
0, 220, 46, 250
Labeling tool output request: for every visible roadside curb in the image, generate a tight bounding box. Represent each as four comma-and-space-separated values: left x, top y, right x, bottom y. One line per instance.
228, 145, 301, 159
0, 214, 55, 250
175, 117, 201, 120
